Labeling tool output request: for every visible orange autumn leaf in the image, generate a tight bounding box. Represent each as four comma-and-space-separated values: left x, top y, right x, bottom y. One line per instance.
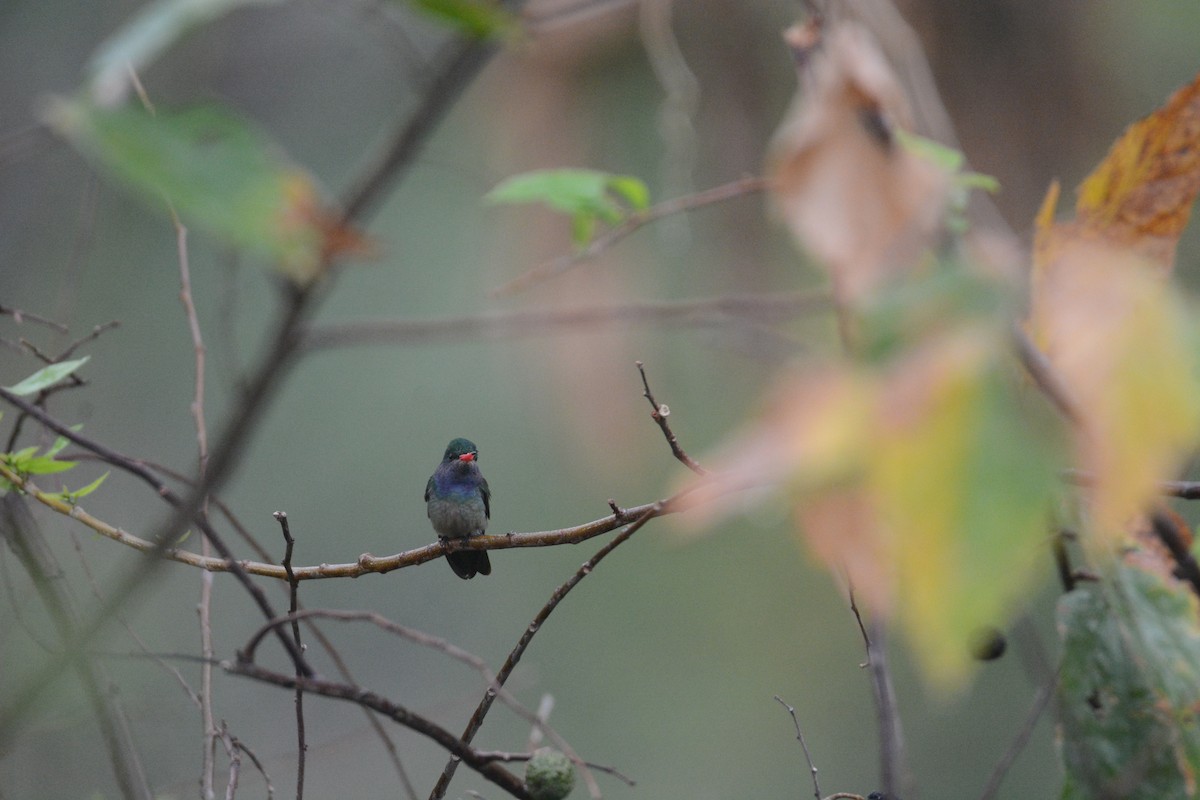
1074, 71, 1200, 269
1028, 70, 1200, 545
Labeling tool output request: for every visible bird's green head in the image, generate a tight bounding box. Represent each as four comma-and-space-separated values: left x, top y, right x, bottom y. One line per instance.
442, 437, 479, 463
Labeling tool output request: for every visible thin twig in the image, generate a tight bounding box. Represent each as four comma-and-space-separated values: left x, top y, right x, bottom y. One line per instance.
216, 723, 241, 800
636, 361, 705, 474
246, 611, 567, 742
774, 695, 821, 800
339, 36, 503, 222
73, 451, 415, 793
70, 528, 201, 708
429, 502, 667, 800
4, 318, 118, 452
490, 175, 770, 297
0, 494, 152, 800
274, 512, 306, 800
976, 667, 1060, 800
1010, 324, 1082, 425
847, 585, 871, 666
224, 661, 535, 800
240, 608, 605, 794
0, 388, 312, 673
0, 305, 69, 333
175, 211, 219, 800
227, 729, 274, 800
57, 320, 121, 361
848, 587, 908, 799
218, 721, 275, 800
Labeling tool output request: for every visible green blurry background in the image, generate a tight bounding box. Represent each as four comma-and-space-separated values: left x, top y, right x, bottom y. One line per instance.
2, 1, 1199, 798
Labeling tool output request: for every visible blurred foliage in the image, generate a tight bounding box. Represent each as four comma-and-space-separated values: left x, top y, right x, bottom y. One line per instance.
487, 168, 650, 248
1058, 559, 1200, 798
3, 2, 1200, 800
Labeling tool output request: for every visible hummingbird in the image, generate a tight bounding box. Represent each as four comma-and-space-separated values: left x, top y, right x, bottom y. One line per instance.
425, 437, 492, 579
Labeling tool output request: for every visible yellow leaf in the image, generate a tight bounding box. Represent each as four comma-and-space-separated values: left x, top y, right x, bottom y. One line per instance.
1028, 70, 1200, 546
677, 321, 1064, 687
869, 328, 1061, 685
1042, 248, 1200, 541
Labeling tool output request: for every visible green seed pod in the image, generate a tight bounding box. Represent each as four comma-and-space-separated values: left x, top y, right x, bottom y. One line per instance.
525, 747, 575, 800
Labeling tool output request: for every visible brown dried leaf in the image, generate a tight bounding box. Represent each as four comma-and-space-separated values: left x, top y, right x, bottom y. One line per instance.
766, 21, 951, 308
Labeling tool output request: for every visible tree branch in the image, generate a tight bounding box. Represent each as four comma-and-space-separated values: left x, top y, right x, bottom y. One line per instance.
302, 291, 828, 352
430, 502, 666, 799
490, 175, 770, 297
223, 661, 535, 800
0, 460, 675, 580
637, 361, 705, 474
275, 512, 306, 800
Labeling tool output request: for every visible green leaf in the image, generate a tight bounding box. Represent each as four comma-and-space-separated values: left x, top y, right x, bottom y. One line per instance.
59, 471, 110, 503
570, 213, 596, 249
960, 171, 1000, 193
43, 433, 74, 460
1058, 562, 1200, 797
408, 0, 516, 38
606, 175, 651, 211
8, 447, 39, 463
895, 129, 965, 172
486, 169, 650, 245
21, 457, 77, 476
5, 357, 89, 396
870, 329, 1065, 685
45, 99, 331, 283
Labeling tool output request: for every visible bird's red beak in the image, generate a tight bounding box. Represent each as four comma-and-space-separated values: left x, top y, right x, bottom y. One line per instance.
458, 453, 475, 462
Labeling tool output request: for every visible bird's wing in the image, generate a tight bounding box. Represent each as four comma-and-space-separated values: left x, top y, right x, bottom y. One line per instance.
481, 476, 491, 519
424, 475, 433, 506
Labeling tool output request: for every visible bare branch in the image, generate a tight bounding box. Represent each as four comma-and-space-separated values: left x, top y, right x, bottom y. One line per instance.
774, 695, 821, 800
223, 661, 535, 800
1010, 323, 1082, 425
57, 320, 121, 361
303, 291, 829, 352
976, 667, 1059, 800
0, 304, 69, 333
0, 388, 314, 675
275, 512, 306, 800
238, 606, 593, 779
174, 210, 220, 800
848, 588, 909, 799
0, 460, 676, 581
430, 502, 666, 800
491, 176, 769, 297
0, 494, 153, 800
221, 726, 274, 800
637, 361, 705, 474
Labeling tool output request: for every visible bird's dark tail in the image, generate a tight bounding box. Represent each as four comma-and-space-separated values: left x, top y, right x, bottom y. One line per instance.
447, 549, 492, 580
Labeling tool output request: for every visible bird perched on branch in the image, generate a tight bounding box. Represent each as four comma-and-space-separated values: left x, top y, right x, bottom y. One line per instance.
425, 437, 492, 579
